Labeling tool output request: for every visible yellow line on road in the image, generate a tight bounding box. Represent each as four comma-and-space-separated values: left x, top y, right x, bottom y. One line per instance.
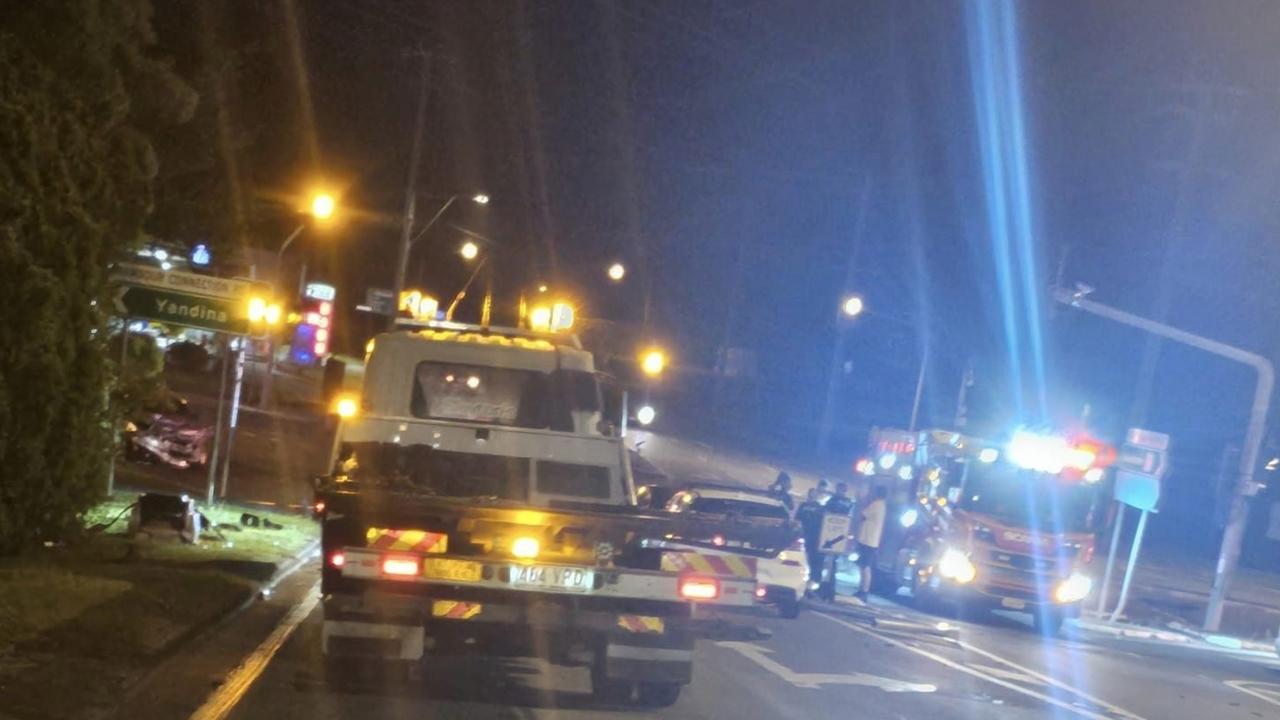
815, 611, 1147, 720
190, 581, 321, 720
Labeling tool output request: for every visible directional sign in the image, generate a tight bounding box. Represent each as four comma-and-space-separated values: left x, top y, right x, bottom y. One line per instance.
1116, 445, 1167, 478
1114, 427, 1171, 511
112, 262, 269, 336
114, 285, 248, 335
818, 514, 852, 554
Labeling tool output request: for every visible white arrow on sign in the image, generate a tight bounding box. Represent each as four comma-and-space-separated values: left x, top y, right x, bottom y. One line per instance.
717, 641, 937, 693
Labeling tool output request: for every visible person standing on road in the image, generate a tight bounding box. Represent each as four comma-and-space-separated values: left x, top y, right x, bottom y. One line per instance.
769, 471, 795, 513
854, 485, 888, 603
794, 488, 824, 593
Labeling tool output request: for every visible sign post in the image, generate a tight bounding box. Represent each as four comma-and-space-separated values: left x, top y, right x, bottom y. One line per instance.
111, 264, 271, 505
1102, 428, 1170, 621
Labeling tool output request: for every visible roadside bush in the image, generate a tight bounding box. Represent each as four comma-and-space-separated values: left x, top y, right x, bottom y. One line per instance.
0, 1, 195, 554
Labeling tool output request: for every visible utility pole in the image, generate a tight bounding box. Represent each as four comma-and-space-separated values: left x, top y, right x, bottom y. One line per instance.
816, 177, 871, 456
390, 48, 432, 331
1052, 286, 1273, 632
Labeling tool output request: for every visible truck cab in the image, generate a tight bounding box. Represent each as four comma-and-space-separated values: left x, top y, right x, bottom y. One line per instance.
863, 428, 1109, 634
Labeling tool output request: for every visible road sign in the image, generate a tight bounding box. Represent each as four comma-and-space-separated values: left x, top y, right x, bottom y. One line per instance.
365, 287, 395, 316
1126, 428, 1170, 451
114, 285, 248, 335
818, 514, 852, 554
1116, 445, 1168, 477
112, 263, 268, 336
1113, 427, 1170, 511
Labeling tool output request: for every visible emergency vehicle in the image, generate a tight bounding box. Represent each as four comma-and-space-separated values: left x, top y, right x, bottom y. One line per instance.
857, 427, 1113, 634
315, 320, 789, 706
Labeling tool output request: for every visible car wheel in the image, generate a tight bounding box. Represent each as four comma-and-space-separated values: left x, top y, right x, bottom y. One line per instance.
637, 681, 682, 707
591, 658, 634, 704
778, 594, 801, 619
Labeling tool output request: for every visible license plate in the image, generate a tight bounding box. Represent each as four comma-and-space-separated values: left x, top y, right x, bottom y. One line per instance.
509, 564, 594, 593
423, 558, 482, 583
1001, 597, 1027, 610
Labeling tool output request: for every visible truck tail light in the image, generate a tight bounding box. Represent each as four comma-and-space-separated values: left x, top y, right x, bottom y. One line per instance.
328, 551, 345, 568
679, 577, 720, 600
381, 555, 420, 577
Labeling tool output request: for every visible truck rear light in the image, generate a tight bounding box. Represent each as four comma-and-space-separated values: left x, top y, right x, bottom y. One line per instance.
381, 555, 420, 577
329, 551, 345, 568
679, 577, 720, 600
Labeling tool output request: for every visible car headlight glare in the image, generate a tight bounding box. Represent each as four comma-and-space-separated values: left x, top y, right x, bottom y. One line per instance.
1054, 572, 1092, 604
938, 547, 976, 584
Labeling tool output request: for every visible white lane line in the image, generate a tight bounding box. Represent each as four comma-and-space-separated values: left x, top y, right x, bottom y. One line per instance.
815, 611, 1146, 720
717, 641, 937, 692
190, 580, 321, 720
952, 634, 1145, 720
1225, 680, 1280, 708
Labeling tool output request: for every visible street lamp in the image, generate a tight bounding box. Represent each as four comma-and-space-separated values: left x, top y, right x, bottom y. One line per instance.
607, 262, 626, 282
392, 192, 489, 329
311, 192, 336, 220
459, 240, 480, 261
640, 348, 667, 378
842, 295, 865, 318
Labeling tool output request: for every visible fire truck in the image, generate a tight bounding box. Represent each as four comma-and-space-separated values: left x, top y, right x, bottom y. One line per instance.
858, 427, 1112, 634
315, 320, 788, 706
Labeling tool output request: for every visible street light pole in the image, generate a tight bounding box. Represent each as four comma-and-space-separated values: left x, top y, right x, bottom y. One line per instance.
390, 48, 432, 331
1052, 286, 1274, 632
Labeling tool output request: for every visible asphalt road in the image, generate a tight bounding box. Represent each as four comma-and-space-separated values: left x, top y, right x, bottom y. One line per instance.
206, 569, 1280, 720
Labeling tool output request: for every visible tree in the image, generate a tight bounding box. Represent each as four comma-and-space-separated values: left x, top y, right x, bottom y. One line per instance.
0, 0, 195, 553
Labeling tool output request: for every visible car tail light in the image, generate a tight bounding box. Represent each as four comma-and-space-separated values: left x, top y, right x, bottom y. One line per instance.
787, 537, 806, 552
679, 577, 720, 600
313, 500, 326, 514
381, 555, 420, 577
754, 586, 767, 598
328, 551, 345, 568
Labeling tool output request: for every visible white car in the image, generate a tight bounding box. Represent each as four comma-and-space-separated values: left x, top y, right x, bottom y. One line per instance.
664, 483, 808, 618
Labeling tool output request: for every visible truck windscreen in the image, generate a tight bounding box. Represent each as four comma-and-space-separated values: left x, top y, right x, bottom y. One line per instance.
959, 465, 1101, 534
410, 362, 599, 431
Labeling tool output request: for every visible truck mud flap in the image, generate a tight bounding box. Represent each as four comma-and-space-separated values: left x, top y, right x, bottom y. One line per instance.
602, 630, 694, 685
323, 619, 425, 661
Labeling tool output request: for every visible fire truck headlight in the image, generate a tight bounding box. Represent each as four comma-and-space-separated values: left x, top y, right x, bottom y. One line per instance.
938, 548, 976, 584
1054, 572, 1093, 604
899, 508, 919, 528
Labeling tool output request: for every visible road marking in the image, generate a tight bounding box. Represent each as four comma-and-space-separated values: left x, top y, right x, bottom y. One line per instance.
815, 611, 1149, 720
1225, 680, 1280, 708
717, 641, 937, 692
967, 662, 1045, 685
189, 580, 320, 720
952, 633, 1145, 720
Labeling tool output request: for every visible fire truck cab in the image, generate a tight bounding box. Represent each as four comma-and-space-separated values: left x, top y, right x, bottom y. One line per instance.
859, 428, 1111, 635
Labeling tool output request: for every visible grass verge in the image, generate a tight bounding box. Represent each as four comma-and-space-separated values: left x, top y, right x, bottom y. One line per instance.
0, 494, 317, 719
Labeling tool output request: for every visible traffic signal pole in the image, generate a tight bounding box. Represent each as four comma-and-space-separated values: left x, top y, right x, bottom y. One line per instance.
1052, 286, 1274, 631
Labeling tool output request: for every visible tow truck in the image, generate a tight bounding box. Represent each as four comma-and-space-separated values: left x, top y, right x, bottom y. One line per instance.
315, 321, 788, 706
858, 427, 1112, 634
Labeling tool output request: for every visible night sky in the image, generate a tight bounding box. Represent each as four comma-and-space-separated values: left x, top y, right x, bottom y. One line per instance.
158, 1, 1280, 555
